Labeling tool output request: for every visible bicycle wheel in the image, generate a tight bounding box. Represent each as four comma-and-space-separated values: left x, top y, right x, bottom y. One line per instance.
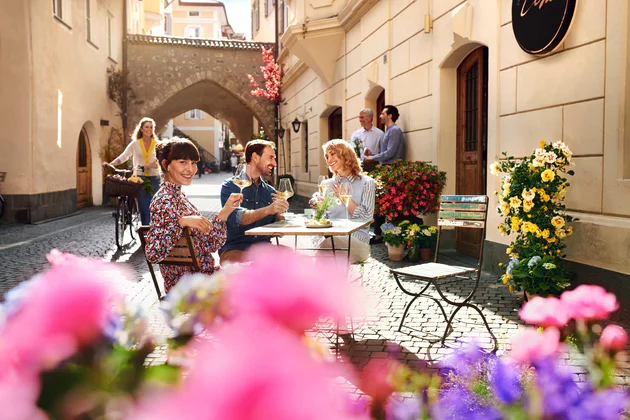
128, 198, 140, 239
115, 197, 127, 249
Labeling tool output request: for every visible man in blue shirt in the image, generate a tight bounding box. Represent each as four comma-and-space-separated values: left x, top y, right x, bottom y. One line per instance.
219, 140, 289, 265
364, 105, 406, 244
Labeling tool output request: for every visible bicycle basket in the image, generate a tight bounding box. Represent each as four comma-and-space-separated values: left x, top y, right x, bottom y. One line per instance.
105, 176, 142, 198
0, 172, 6, 183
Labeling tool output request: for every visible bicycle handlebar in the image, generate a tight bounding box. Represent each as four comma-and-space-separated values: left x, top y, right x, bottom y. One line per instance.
106, 164, 144, 174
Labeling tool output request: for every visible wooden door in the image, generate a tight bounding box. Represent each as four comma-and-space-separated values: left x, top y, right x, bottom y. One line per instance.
376, 89, 385, 132
328, 107, 343, 140
76, 129, 92, 208
456, 47, 488, 256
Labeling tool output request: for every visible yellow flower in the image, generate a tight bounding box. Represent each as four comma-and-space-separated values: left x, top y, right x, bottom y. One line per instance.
531, 187, 537, 193
506, 247, 513, 255
566, 226, 573, 236
523, 200, 534, 212
498, 225, 507, 236
557, 249, 562, 255
522, 189, 536, 201
546, 237, 557, 243
541, 169, 555, 182
500, 201, 510, 216
502, 274, 511, 284
556, 229, 567, 239
543, 206, 548, 211
540, 139, 546, 148
509, 196, 522, 208
551, 216, 565, 228
542, 229, 550, 238
508, 285, 515, 293
498, 262, 504, 267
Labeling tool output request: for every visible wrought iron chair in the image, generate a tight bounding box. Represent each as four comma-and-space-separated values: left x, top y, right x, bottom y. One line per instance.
390, 195, 497, 350
138, 226, 201, 300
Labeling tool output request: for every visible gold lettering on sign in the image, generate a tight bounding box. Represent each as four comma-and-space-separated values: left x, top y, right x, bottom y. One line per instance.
521, 0, 554, 17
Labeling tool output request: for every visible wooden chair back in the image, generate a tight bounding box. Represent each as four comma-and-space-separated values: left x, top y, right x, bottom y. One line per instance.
435, 195, 489, 266
137, 226, 201, 299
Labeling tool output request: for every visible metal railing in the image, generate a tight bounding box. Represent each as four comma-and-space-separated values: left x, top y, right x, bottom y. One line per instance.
127, 34, 274, 51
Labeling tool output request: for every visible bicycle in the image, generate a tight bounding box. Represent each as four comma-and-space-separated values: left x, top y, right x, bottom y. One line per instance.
105, 165, 141, 249
0, 172, 6, 219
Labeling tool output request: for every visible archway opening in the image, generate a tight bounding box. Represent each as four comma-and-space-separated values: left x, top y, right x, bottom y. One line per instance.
76, 128, 92, 208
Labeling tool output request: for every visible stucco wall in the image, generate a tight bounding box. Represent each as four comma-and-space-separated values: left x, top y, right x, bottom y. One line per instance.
276, 0, 630, 275
0, 0, 123, 221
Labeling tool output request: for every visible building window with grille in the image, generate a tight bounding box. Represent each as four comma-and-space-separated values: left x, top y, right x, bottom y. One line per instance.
185, 25, 203, 38
164, 13, 172, 35
252, 0, 260, 35
188, 11, 200, 17
265, 0, 275, 17
185, 109, 205, 120
85, 0, 92, 42
53, 0, 63, 19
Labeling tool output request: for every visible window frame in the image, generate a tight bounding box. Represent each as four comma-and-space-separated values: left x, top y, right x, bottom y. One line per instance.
185, 109, 205, 120
53, 0, 63, 20
188, 11, 200, 17
106, 13, 113, 58
85, 0, 92, 42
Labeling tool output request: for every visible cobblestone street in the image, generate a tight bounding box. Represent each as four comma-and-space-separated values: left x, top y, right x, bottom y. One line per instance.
1, 172, 628, 386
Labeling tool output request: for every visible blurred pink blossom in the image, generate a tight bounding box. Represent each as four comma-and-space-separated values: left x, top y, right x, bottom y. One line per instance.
0, 251, 119, 373
510, 327, 561, 364
227, 246, 361, 333
599, 324, 628, 352
129, 317, 365, 420
560, 285, 618, 321
360, 359, 395, 403
0, 371, 47, 420
519, 296, 570, 327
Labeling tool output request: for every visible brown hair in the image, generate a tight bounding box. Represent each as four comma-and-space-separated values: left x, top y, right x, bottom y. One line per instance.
156, 137, 200, 171
245, 139, 275, 163
322, 139, 363, 177
132, 117, 158, 141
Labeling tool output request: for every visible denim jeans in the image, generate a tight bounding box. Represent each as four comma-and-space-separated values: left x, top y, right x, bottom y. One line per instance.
138, 176, 161, 225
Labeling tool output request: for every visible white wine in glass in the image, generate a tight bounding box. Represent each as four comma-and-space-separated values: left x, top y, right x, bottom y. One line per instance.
233, 164, 251, 192
339, 180, 352, 225
277, 178, 294, 216
318, 175, 329, 196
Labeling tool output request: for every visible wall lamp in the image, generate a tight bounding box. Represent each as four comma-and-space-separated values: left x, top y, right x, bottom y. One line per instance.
276, 126, 286, 140
291, 117, 301, 133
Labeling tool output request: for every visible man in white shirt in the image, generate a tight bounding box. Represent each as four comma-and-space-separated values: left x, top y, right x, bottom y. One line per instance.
349, 108, 384, 172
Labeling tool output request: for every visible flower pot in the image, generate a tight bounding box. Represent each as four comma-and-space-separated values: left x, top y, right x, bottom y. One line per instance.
524, 291, 538, 302
407, 246, 420, 262
419, 247, 432, 261
386, 243, 405, 261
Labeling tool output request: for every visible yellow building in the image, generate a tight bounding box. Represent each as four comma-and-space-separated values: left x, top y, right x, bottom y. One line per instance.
254, 0, 630, 293
163, 0, 240, 161
0, 0, 142, 223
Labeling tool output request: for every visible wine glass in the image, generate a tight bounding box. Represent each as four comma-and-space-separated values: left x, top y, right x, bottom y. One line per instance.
318, 175, 329, 196
277, 178, 294, 217
232, 163, 251, 192
339, 180, 352, 226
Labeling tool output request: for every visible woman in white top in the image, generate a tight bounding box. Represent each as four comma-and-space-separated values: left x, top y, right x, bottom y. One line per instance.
104, 117, 161, 225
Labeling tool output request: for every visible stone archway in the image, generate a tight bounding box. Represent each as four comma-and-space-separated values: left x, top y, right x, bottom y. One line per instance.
126, 35, 275, 143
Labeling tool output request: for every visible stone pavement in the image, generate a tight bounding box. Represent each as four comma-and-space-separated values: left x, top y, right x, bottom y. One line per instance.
0, 172, 628, 387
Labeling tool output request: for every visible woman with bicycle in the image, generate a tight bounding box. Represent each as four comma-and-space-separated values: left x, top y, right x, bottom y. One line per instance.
103, 117, 161, 225
145, 138, 242, 293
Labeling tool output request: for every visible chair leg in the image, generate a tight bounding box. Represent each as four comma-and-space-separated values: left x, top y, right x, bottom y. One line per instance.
146, 261, 162, 301
439, 302, 498, 351
398, 295, 420, 332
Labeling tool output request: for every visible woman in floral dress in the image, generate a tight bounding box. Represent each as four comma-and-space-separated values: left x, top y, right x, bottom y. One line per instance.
146, 137, 242, 293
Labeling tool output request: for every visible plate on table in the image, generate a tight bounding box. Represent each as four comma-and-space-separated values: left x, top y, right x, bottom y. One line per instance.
304, 219, 333, 228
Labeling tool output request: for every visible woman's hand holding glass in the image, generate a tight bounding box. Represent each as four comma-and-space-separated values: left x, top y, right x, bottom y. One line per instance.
218, 193, 243, 221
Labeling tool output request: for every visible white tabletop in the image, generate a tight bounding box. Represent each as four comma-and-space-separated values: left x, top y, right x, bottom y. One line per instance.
244, 218, 373, 237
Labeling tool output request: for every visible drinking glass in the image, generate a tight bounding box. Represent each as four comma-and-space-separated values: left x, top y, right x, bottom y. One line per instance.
231, 163, 251, 208
277, 178, 294, 217
339, 180, 352, 226
317, 175, 329, 196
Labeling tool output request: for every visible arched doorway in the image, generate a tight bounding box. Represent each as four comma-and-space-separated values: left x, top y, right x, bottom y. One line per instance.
456, 46, 488, 256
376, 89, 385, 132
328, 107, 342, 140
76, 128, 92, 208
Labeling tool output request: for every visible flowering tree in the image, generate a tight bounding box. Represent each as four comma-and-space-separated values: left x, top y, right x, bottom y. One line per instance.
247, 47, 282, 102
490, 140, 576, 296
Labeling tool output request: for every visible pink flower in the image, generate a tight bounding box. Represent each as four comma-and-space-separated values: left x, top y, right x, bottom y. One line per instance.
519, 296, 570, 327
509, 327, 561, 364
0, 251, 120, 373
560, 285, 619, 321
0, 370, 47, 420
360, 359, 395, 403
128, 318, 365, 420
228, 246, 361, 334
599, 325, 628, 352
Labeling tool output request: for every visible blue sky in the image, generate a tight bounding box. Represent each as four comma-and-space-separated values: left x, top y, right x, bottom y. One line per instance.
223, 0, 251, 39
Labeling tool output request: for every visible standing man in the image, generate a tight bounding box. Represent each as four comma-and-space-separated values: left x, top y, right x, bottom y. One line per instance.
350, 108, 384, 173
364, 105, 405, 244
230, 154, 238, 175
219, 140, 289, 265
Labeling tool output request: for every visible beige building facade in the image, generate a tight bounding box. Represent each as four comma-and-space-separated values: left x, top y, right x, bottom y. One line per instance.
254, 0, 630, 285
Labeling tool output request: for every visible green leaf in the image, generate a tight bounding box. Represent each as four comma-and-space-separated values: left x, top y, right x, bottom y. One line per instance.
144, 364, 182, 385
567, 170, 575, 176
37, 363, 89, 414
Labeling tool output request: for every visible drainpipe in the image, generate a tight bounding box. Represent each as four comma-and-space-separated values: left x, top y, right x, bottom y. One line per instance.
274, 0, 282, 175
122, 0, 128, 138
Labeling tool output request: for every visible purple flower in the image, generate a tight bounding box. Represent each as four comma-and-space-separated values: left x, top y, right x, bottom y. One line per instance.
386, 396, 422, 420
433, 386, 502, 420
533, 357, 582, 417
489, 357, 523, 404
441, 340, 485, 378
566, 388, 628, 420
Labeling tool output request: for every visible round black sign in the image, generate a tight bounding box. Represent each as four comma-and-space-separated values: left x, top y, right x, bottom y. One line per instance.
512, 0, 578, 56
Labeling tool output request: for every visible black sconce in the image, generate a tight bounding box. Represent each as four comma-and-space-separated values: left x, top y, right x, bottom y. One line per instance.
291, 117, 301, 133
276, 126, 285, 140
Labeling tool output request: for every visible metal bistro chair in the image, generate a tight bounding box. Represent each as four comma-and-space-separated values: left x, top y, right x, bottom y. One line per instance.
390, 195, 497, 350
138, 226, 201, 300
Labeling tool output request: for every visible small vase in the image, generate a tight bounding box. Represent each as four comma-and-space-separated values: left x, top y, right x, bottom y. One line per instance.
386, 243, 405, 261
407, 246, 420, 262
419, 247, 432, 261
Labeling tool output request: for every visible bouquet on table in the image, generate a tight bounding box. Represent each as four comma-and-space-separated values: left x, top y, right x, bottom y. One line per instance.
309, 192, 341, 222
351, 136, 364, 158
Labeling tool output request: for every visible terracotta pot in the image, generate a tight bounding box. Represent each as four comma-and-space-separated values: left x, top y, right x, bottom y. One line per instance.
419, 247, 432, 261
524, 291, 538, 302
386, 243, 405, 261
